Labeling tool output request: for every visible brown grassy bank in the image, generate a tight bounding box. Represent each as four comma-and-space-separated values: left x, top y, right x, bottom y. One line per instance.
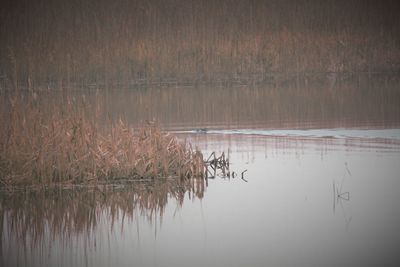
0, 91, 204, 188
1, 0, 400, 88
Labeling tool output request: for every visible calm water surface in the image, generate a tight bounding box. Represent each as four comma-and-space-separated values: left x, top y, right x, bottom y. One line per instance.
2, 79, 400, 267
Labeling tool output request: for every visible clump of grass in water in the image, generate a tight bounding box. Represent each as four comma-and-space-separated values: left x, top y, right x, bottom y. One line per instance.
0, 91, 204, 188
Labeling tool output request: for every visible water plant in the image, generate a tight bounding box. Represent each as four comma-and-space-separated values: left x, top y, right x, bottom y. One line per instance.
0, 90, 205, 188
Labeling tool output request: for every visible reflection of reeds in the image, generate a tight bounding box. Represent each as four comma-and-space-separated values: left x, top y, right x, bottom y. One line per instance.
61, 79, 400, 130
0, 91, 204, 188
0, 179, 205, 251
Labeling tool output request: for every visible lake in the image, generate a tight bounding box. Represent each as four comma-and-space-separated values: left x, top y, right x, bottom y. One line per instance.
2, 76, 400, 266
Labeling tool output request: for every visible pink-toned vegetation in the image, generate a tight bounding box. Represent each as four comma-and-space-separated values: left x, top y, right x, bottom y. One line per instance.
1, 0, 399, 87
0, 91, 204, 188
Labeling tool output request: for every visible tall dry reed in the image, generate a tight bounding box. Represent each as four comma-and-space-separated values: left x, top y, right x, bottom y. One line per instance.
0, 90, 204, 188
1, 0, 399, 87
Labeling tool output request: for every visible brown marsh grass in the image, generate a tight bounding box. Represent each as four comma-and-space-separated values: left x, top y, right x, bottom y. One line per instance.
1, 0, 399, 87
0, 90, 205, 188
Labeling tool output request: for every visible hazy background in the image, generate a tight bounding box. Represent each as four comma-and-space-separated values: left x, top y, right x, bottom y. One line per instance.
1, 0, 399, 88
1, 1, 400, 267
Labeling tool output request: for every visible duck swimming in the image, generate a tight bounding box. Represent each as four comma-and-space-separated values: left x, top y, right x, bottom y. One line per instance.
194, 128, 208, 134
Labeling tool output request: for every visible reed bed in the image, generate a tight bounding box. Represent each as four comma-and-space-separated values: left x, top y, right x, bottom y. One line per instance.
0, 91, 205, 188
1, 0, 399, 87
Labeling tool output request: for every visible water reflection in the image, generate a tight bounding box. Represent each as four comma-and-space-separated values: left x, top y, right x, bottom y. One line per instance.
192, 133, 400, 267
115, 75, 400, 129
10, 75, 400, 130
2, 131, 400, 267
0, 177, 205, 267
332, 162, 352, 231
1, 75, 400, 266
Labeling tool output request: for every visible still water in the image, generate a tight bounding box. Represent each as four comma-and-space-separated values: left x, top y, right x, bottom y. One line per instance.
2, 78, 400, 267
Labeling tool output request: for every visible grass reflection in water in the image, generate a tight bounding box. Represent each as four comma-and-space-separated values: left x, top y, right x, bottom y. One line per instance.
0, 178, 205, 261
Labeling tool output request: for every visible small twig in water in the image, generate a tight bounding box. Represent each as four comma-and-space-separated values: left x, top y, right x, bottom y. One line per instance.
338, 192, 350, 201
241, 169, 248, 182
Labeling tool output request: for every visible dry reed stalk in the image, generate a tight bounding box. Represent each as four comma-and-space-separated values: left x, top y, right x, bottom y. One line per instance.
1, 0, 399, 86
0, 91, 205, 188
